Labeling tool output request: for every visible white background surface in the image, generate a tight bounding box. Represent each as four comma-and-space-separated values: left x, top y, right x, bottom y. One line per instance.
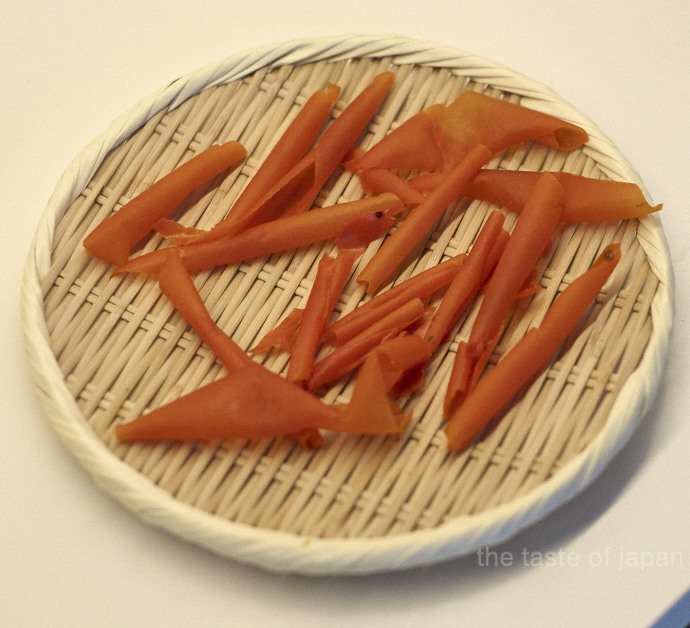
2, 2, 689, 627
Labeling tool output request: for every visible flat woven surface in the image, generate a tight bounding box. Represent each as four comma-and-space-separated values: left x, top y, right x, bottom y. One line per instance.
22, 35, 673, 574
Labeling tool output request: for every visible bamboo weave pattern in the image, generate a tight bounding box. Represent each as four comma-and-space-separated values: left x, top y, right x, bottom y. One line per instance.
22, 36, 673, 574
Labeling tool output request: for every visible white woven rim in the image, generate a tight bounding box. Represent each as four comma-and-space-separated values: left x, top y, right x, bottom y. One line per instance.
22, 34, 674, 574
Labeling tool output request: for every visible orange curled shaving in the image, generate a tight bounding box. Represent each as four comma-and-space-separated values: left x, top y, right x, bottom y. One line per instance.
358, 167, 427, 205
368, 333, 433, 395
286, 210, 395, 385
348, 90, 588, 174
463, 169, 662, 222
249, 308, 304, 355
157, 250, 252, 373
115, 360, 406, 444
424, 210, 507, 352
158, 83, 342, 245
340, 349, 411, 436
157, 251, 323, 448
348, 147, 426, 205
445, 243, 621, 452
325, 255, 465, 347
357, 144, 492, 295
114, 193, 404, 276
308, 298, 426, 392
203, 72, 395, 237
83, 141, 246, 266
444, 172, 564, 415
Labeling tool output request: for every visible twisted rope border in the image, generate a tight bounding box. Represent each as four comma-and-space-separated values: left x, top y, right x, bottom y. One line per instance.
22, 34, 674, 574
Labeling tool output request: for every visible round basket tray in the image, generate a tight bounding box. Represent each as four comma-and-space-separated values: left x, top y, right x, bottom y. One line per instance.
22, 35, 673, 574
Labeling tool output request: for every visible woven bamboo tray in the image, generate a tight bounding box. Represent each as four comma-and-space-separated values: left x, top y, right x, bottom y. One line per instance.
22, 35, 673, 574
